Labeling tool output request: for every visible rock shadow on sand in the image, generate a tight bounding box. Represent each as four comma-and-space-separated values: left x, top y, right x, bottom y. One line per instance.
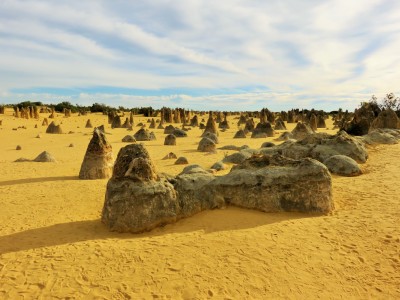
0, 176, 79, 186
0, 208, 317, 254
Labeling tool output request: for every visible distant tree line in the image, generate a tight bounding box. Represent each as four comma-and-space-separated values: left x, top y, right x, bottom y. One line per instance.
5, 101, 156, 116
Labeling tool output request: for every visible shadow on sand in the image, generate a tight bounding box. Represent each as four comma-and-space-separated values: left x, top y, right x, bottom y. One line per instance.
0, 176, 79, 186
0, 207, 322, 254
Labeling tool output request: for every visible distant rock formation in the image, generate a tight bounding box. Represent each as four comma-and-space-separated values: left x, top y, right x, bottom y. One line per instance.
370, 109, 400, 130
85, 119, 93, 128
164, 134, 177, 145
34, 151, 57, 162
201, 111, 219, 137
46, 121, 63, 134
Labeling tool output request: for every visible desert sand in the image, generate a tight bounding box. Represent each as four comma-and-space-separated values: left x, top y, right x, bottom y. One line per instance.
0, 108, 399, 299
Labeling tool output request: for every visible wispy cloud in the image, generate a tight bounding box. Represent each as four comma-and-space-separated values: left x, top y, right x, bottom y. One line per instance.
0, 0, 399, 110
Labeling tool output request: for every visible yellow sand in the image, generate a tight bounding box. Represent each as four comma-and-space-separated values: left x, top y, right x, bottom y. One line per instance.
0, 109, 399, 299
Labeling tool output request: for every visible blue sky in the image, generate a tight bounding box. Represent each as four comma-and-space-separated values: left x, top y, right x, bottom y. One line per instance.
0, 0, 399, 111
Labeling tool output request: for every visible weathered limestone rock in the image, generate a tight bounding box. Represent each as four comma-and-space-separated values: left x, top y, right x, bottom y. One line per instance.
85, 119, 93, 128
323, 155, 362, 177
101, 145, 334, 234
309, 114, 318, 131
33, 151, 57, 162
274, 118, 286, 130
173, 165, 220, 218
342, 102, 380, 135
164, 134, 177, 145
275, 132, 293, 141
210, 161, 227, 171
204, 154, 333, 213
317, 115, 327, 128
175, 157, 189, 165
370, 109, 400, 130
222, 151, 252, 164
111, 115, 121, 129
162, 152, 177, 160
291, 122, 313, 140
102, 144, 178, 233
233, 129, 246, 138
164, 125, 175, 134
201, 111, 219, 137
251, 122, 274, 138
79, 128, 113, 179
134, 128, 156, 141
122, 135, 136, 143
46, 121, 63, 134
172, 129, 187, 137
197, 137, 216, 152
362, 130, 398, 145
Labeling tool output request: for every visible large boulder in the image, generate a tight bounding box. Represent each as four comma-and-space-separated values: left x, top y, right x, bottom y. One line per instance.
79, 128, 114, 179
323, 155, 362, 177
202, 154, 333, 213
173, 166, 221, 218
362, 130, 398, 145
102, 145, 221, 233
261, 131, 369, 164
102, 144, 178, 233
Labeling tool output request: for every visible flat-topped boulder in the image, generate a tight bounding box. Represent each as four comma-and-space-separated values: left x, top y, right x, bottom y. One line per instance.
203, 154, 333, 213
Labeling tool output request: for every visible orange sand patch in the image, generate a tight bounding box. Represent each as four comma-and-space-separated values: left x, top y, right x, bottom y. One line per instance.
0, 109, 399, 299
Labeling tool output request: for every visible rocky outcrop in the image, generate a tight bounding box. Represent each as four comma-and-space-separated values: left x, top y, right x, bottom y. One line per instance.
102, 144, 178, 233
323, 155, 362, 177
79, 128, 113, 179
203, 154, 333, 213
362, 129, 399, 145
101, 144, 334, 233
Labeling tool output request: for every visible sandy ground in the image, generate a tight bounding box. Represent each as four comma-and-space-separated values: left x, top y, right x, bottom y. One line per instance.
0, 108, 399, 299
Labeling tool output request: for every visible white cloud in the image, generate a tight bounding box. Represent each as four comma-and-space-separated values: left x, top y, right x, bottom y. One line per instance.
0, 0, 399, 110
